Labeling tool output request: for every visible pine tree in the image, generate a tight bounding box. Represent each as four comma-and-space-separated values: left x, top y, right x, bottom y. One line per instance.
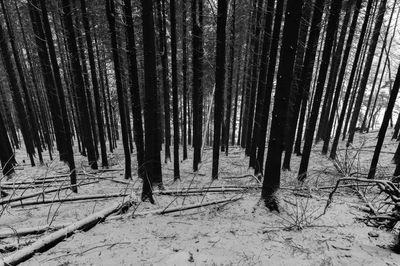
141, 0, 162, 203
106, 0, 131, 178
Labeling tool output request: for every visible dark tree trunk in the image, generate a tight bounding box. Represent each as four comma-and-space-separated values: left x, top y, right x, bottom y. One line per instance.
249, 0, 274, 170
192, 0, 203, 172
347, 0, 387, 146
157, 0, 171, 163
298, 0, 342, 181
123, 0, 145, 178
326, 0, 363, 158
0, 12, 36, 166
182, 0, 188, 160
318, 0, 352, 149
1, 0, 43, 164
0, 112, 16, 176
369, 63, 400, 179
223, 0, 237, 156
244, 0, 264, 155
80, 0, 108, 167
211, 0, 228, 180
106, 0, 131, 178
262, 0, 304, 209
61, 0, 97, 172
170, 0, 180, 180
362, 2, 397, 132
293, 0, 326, 156
140, 0, 162, 203
281, 0, 313, 171
320, 0, 355, 154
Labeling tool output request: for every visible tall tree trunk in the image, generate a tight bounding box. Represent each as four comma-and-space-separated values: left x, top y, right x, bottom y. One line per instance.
140, 0, 162, 203
1, 0, 43, 164
182, 0, 188, 160
281, 0, 313, 171
347, 0, 387, 146
0, 13, 36, 166
170, 0, 180, 180
262, 0, 305, 209
192, 0, 203, 172
61, 0, 97, 173
106, 0, 131, 178
223, 0, 237, 156
249, 0, 274, 170
80, 0, 108, 167
326, 0, 363, 158
369, 63, 400, 179
211, 0, 228, 180
123, 0, 145, 178
157, 0, 172, 163
298, 0, 342, 181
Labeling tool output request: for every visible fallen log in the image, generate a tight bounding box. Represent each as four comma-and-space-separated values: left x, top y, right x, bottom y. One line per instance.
0, 224, 68, 239
133, 197, 242, 217
1, 199, 133, 265
155, 188, 244, 196
10, 193, 129, 208
0, 181, 98, 205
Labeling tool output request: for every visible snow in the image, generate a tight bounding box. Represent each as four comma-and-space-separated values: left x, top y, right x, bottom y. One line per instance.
1, 130, 400, 265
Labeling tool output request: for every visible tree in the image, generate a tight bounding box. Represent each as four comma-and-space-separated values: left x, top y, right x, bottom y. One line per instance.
0, 112, 15, 176
192, 0, 204, 172
61, 0, 97, 173
347, 0, 387, 146
170, 0, 180, 181
330, 0, 374, 159
80, 0, 108, 168
123, 0, 145, 178
106, 0, 131, 178
369, 63, 400, 179
222, 0, 237, 156
0, 10, 36, 167
293, 0, 326, 156
182, 0, 188, 160
254, 0, 285, 175
262, 0, 305, 209
211, 0, 228, 180
0, 0, 43, 165
249, 0, 274, 170
40, 0, 78, 189
141, 0, 162, 203
157, 0, 171, 163
298, 0, 342, 181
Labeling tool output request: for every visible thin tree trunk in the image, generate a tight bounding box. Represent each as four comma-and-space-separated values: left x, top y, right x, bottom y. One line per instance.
106, 0, 131, 179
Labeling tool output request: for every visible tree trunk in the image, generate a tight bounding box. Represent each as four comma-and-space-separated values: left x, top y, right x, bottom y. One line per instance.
61, 0, 97, 173
140, 0, 162, 203
298, 0, 342, 181
369, 63, 400, 179
262, 0, 304, 209
106, 0, 131, 178
170, 0, 180, 180
123, 0, 145, 178
80, 0, 108, 167
211, 0, 228, 180
192, 0, 204, 172
347, 0, 386, 146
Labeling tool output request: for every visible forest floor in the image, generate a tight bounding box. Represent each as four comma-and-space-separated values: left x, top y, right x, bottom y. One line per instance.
1, 130, 400, 265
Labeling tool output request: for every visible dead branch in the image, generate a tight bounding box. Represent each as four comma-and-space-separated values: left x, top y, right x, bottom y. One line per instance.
10, 193, 129, 208
132, 197, 242, 217
1, 199, 134, 265
0, 181, 98, 205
